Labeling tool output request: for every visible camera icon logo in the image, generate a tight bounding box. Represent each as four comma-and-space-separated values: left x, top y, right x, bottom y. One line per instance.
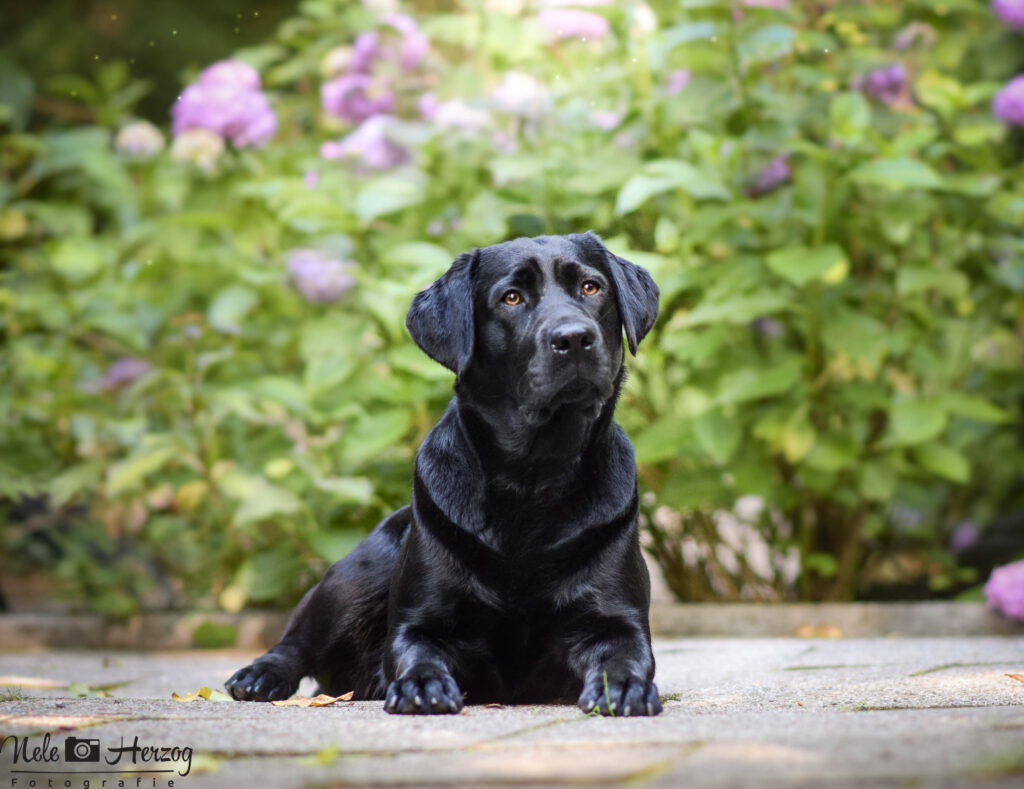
65, 736, 101, 762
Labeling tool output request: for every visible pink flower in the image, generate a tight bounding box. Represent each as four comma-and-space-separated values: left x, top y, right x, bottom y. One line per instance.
741, 0, 788, 7
321, 115, 411, 170
592, 110, 623, 130
993, 75, 1024, 126
321, 74, 395, 124
537, 8, 610, 40
199, 59, 261, 90
287, 249, 356, 303
171, 79, 277, 148
418, 92, 440, 121
993, 0, 1024, 29
383, 13, 429, 69
985, 560, 1024, 621
665, 69, 691, 96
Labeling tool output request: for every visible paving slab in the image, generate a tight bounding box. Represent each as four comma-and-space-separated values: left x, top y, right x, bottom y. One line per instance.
1, 638, 1022, 788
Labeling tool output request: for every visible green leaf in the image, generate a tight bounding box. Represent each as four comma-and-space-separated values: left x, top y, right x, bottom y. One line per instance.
311, 476, 373, 504
342, 409, 411, 461
897, 267, 968, 299
615, 160, 730, 214
678, 290, 790, 327
937, 392, 1010, 424
715, 357, 803, 405
766, 244, 849, 287
107, 445, 177, 497
234, 482, 303, 526
858, 460, 897, 502
632, 415, 693, 465
615, 175, 677, 215
849, 158, 943, 191
829, 92, 871, 145
887, 399, 947, 447
739, 24, 795, 66
804, 552, 838, 578
48, 240, 108, 282
207, 285, 258, 334
780, 409, 816, 463
912, 442, 970, 483
693, 409, 741, 464
355, 176, 425, 222
307, 530, 365, 563
231, 550, 303, 601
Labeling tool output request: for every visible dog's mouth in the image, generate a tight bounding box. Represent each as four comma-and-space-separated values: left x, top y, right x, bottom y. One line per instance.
521, 379, 606, 425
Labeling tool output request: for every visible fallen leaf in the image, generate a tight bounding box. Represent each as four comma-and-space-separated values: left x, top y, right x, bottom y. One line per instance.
171, 686, 233, 703
485, 703, 504, 709
0, 676, 64, 689
795, 624, 843, 639
1007, 674, 1024, 685
271, 692, 354, 707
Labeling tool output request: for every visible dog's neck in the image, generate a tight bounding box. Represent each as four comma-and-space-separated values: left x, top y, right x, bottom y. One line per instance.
453, 365, 625, 495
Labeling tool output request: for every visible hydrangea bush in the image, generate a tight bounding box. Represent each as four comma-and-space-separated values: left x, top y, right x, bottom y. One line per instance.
1, 0, 1023, 613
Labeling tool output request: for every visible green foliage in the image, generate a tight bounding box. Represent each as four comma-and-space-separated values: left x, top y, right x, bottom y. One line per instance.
1, 0, 1023, 611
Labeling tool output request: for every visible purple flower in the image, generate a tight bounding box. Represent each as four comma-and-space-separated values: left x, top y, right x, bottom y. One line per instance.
749, 156, 791, 197
383, 14, 429, 69
418, 92, 440, 121
320, 115, 410, 170
102, 358, 152, 390
741, 0, 788, 6
855, 64, 908, 105
985, 559, 1024, 621
171, 73, 277, 148
352, 33, 381, 73
287, 250, 356, 303
949, 522, 980, 554
321, 73, 395, 124
665, 68, 691, 96
993, 0, 1024, 29
303, 169, 320, 189
994, 75, 1024, 126
199, 59, 261, 90
537, 8, 610, 40
592, 110, 623, 130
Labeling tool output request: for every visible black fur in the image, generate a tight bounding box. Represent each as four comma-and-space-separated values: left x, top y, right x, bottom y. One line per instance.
226, 232, 662, 716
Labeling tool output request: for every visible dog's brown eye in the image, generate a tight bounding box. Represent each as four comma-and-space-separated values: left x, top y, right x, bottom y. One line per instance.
581, 281, 600, 296
503, 290, 522, 306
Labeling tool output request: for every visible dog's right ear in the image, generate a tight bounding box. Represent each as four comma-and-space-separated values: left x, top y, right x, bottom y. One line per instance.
405, 250, 478, 375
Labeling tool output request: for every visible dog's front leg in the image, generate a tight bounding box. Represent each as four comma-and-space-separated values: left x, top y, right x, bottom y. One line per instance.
570, 624, 662, 717
383, 626, 464, 714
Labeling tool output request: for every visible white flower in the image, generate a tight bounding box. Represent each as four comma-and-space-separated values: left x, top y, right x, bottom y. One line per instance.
170, 128, 225, 172
115, 120, 165, 159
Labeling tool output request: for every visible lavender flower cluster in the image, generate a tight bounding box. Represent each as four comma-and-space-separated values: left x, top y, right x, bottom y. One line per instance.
993, 0, 1024, 126
170, 59, 277, 159
985, 560, 1024, 621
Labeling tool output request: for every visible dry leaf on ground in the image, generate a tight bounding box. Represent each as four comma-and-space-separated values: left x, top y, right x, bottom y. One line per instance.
271, 692, 354, 707
171, 686, 234, 702
1007, 674, 1024, 685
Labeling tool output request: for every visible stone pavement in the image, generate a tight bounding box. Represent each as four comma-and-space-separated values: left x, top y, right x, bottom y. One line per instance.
1, 637, 1023, 788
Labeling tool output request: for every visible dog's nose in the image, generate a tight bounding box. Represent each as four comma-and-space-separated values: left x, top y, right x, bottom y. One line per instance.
550, 323, 596, 355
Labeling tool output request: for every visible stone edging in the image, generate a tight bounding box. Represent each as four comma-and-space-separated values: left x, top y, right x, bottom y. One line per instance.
0, 603, 1019, 651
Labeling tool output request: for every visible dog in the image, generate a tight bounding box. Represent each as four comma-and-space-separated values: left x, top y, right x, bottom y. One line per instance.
226, 232, 662, 716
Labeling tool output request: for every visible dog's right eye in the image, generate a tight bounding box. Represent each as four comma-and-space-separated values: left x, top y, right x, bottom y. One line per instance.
502, 290, 522, 306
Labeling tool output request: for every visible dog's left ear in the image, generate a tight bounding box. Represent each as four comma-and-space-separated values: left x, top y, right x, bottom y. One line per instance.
405, 250, 478, 375
572, 232, 660, 355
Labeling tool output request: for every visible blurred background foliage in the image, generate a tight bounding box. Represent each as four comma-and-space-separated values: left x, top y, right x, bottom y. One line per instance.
1, 0, 1023, 615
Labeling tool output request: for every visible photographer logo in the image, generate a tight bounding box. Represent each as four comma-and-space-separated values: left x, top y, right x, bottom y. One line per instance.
1, 732, 192, 787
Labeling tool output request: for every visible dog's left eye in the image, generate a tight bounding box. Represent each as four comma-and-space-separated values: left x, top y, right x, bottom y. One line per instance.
581, 281, 601, 296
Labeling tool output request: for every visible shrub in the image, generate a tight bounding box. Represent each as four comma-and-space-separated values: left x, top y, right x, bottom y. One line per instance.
1, 0, 1022, 612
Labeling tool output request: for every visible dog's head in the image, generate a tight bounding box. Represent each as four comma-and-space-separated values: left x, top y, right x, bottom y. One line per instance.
406, 233, 659, 438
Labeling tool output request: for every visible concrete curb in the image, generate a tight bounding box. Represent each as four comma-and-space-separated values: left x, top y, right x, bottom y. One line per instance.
0, 602, 1020, 650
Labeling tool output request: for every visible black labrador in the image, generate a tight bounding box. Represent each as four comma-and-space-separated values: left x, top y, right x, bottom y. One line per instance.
226, 232, 662, 716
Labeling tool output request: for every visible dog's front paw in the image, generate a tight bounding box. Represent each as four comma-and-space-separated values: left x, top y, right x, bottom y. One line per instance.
225, 662, 298, 702
578, 674, 662, 717
384, 669, 463, 715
